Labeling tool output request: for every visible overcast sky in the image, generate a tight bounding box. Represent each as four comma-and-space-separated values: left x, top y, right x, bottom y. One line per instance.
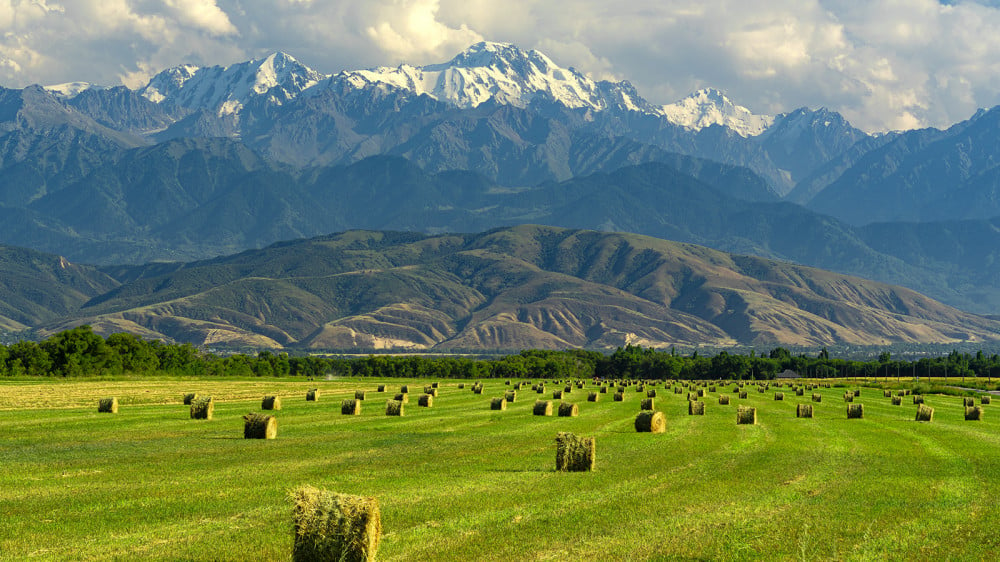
2, 0, 1000, 132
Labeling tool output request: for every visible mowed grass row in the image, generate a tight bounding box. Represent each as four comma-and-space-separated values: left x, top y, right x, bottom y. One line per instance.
3, 379, 1000, 561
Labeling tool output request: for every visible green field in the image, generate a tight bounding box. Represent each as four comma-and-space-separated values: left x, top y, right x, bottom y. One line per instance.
3, 378, 1000, 561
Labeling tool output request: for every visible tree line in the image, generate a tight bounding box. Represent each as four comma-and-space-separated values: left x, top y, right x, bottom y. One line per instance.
3, 326, 1000, 381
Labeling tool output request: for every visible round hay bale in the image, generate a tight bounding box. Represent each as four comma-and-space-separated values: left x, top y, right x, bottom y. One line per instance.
472, 386, 483, 395
385, 400, 404, 416
883, 390, 893, 398
640, 398, 655, 411
843, 392, 854, 402
555, 432, 595, 472
418, 394, 433, 407
709, 386, 717, 393
613, 392, 624, 402
854, 389, 862, 397
891, 396, 902, 406
963, 397, 976, 407
558, 402, 579, 417
504, 390, 517, 403
646, 389, 657, 398
774, 392, 784, 401
190, 397, 214, 420
983, 395, 992, 405
98, 397, 118, 413
424, 387, 439, 397
290, 486, 381, 562
536, 386, 545, 394
376, 385, 386, 392
490, 397, 507, 411
847, 403, 864, 419
243, 413, 277, 439
341, 399, 362, 415
688, 400, 705, 416
913, 395, 925, 404
718, 395, 730, 405
533, 400, 553, 416
634, 411, 666, 433
393, 393, 409, 404
915, 404, 934, 422
182, 393, 198, 405
563, 385, 573, 394
965, 406, 984, 421
736, 406, 757, 425
354, 390, 367, 401
399, 385, 409, 394
262, 395, 282, 410
674, 387, 684, 394
697, 389, 705, 397
587, 392, 599, 402
431, 382, 440, 389
739, 391, 748, 399
796, 404, 814, 418
306, 389, 319, 402
552, 390, 564, 399
599, 386, 608, 394
812, 393, 822, 402
457, 383, 465, 390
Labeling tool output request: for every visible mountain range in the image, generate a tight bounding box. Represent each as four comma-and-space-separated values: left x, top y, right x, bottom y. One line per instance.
1, 41, 1000, 347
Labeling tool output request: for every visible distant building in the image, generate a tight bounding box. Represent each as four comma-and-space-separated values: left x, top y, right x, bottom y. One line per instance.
776, 369, 801, 379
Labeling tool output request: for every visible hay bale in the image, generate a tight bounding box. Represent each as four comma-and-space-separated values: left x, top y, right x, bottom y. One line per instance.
377, 385, 386, 392
587, 392, 599, 402
718, 395, 730, 405
687, 392, 698, 401
190, 397, 213, 420
634, 411, 666, 433
558, 402, 579, 417
963, 397, 976, 407
913, 395, 925, 404
431, 382, 440, 389
262, 396, 282, 410
491, 398, 508, 411
640, 398, 655, 411
697, 389, 705, 397
739, 391, 748, 399
182, 393, 198, 405
736, 406, 757, 425
891, 396, 902, 406
393, 393, 409, 404
399, 385, 409, 394
423, 385, 436, 396
354, 390, 366, 401
341, 399, 362, 415
306, 389, 319, 402
796, 404, 814, 418
795, 388, 805, 396
600, 386, 608, 394
965, 406, 984, 421
555, 432, 595, 472
812, 393, 822, 402
533, 400, 553, 416
418, 394, 433, 407
774, 392, 784, 401
552, 390, 564, 399
472, 385, 484, 395
457, 383, 465, 390
613, 392, 624, 402
854, 389, 862, 397
385, 400, 404, 416
709, 386, 717, 392
915, 404, 934, 422
983, 395, 993, 405
243, 413, 277, 439
505, 390, 517, 403
646, 389, 657, 398
536, 386, 545, 394
847, 403, 864, 419
843, 392, 854, 402
883, 390, 892, 398
290, 486, 381, 562
674, 387, 683, 394
98, 397, 118, 413
688, 400, 705, 416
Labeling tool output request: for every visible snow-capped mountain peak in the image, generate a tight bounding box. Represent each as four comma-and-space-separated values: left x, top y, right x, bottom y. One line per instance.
661, 88, 773, 137
44, 82, 108, 99
140, 52, 325, 115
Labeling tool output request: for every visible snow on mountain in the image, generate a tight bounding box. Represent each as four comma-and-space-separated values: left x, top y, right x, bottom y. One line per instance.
139, 52, 325, 115
324, 41, 655, 113
661, 88, 773, 137
44, 82, 107, 99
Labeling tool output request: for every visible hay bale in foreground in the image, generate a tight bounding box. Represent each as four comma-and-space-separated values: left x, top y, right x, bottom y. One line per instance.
719, 395, 730, 405
558, 402, 579, 417
306, 389, 319, 402
243, 413, 277, 439
290, 486, 381, 562
262, 396, 282, 410
634, 411, 666, 433
182, 393, 198, 405
736, 405, 757, 425
490, 398, 508, 411
533, 400, 553, 416
418, 394, 433, 407
689, 400, 705, 415
98, 397, 118, 413
385, 400, 404, 416
190, 397, 214, 420
796, 404, 813, 418
393, 393, 409, 404
847, 404, 864, 419
555, 432, 595, 472
341, 399, 361, 415
915, 404, 934, 422
965, 406, 984, 421
640, 397, 655, 411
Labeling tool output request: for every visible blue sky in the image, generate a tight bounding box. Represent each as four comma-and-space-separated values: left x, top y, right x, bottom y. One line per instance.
3, 0, 1000, 132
